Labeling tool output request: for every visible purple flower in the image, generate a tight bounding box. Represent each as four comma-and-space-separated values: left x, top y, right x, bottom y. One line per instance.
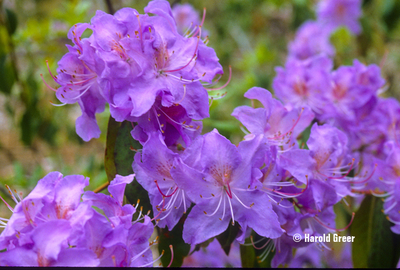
170, 129, 284, 245
316, 0, 362, 35
279, 123, 358, 201
372, 142, 400, 234
131, 100, 202, 147
182, 238, 241, 267
273, 54, 333, 115
132, 131, 191, 230
46, 0, 224, 143
288, 20, 335, 61
232, 87, 314, 149
0, 172, 155, 267
323, 60, 385, 122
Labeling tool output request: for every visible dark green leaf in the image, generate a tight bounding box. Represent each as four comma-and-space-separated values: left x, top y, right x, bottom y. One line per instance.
114, 121, 139, 176
5, 9, 18, 36
104, 116, 119, 182
157, 212, 191, 267
104, 117, 152, 218
240, 243, 257, 268
0, 55, 15, 95
216, 221, 240, 255
240, 231, 274, 268
351, 195, 400, 268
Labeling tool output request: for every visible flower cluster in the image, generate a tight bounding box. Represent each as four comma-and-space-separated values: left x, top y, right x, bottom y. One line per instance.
0, 172, 154, 267
2, 0, 400, 268
44, 0, 225, 147
288, 0, 361, 61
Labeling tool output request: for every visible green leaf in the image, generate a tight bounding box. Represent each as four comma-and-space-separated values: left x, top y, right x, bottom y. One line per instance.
157, 212, 191, 267
5, 9, 18, 36
104, 116, 119, 182
113, 120, 137, 176
0, 55, 15, 95
104, 117, 152, 217
240, 231, 274, 268
240, 243, 257, 268
216, 221, 240, 255
351, 195, 400, 268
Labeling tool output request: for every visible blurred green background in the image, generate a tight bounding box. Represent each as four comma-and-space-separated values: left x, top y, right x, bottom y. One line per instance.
0, 0, 399, 220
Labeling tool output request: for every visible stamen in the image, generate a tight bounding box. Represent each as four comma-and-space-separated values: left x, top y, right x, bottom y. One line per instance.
268, 108, 304, 141
313, 212, 355, 232
174, 85, 187, 105
40, 74, 57, 92
49, 101, 67, 107
232, 192, 252, 209
0, 195, 13, 212
164, 27, 202, 73
154, 180, 179, 198
136, 15, 143, 52
167, 245, 174, 268
191, 8, 206, 37
251, 235, 271, 250
205, 66, 232, 91
227, 193, 235, 225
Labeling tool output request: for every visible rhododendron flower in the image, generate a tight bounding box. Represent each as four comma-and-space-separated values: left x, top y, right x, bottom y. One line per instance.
0, 172, 154, 267
316, 0, 362, 34
170, 130, 284, 245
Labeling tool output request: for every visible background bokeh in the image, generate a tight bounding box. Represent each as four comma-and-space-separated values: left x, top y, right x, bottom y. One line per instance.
0, 0, 399, 263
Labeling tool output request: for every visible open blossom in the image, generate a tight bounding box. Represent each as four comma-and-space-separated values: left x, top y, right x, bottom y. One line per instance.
133, 131, 191, 230
372, 141, 400, 234
273, 54, 333, 115
0, 172, 154, 267
316, 0, 362, 35
45, 0, 224, 143
170, 129, 284, 245
288, 20, 335, 61
232, 87, 314, 150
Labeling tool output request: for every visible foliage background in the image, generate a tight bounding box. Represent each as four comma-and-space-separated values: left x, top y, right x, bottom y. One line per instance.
0, 0, 399, 266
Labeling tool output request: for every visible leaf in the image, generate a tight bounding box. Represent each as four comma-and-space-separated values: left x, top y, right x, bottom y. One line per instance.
351, 195, 400, 268
5, 9, 18, 36
240, 231, 274, 268
114, 120, 139, 176
104, 117, 152, 216
104, 116, 119, 182
240, 243, 257, 268
216, 221, 240, 255
0, 55, 15, 95
157, 211, 191, 267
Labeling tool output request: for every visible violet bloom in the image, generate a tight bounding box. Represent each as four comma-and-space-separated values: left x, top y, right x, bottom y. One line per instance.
323, 60, 385, 122
42, 23, 106, 142
288, 20, 335, 61
132, 131, 191, 230
131, 100, 202, 148
170, 129, 284, 245
336, 97, 394, 155
232, 87, 314, 150
0, 172, 155, 267
279, 123, 360, 200
316, 0, 362, 35
46, 0, 224, 143
182, 238, 241, 267
372, 142, 400, 234
273, 54, 333, 115
0, 172, 99, 266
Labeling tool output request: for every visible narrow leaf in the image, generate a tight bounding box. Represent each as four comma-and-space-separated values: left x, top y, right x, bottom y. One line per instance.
351, 195, 399, 268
